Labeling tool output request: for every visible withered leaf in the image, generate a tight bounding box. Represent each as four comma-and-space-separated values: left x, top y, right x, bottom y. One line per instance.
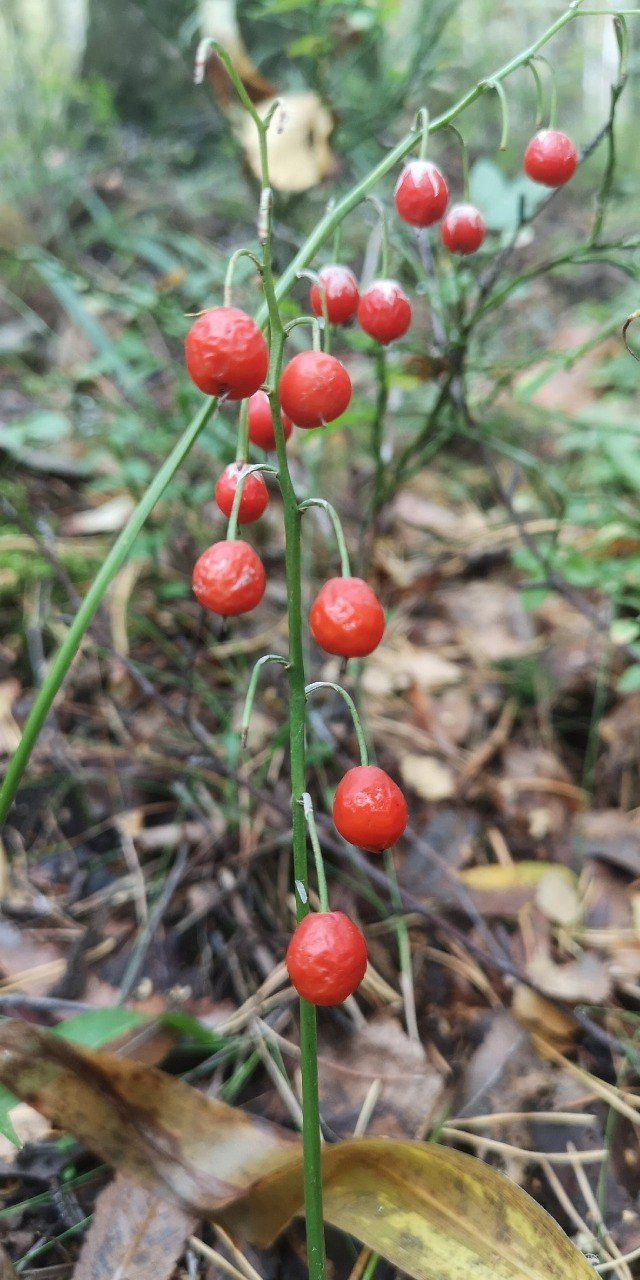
73, 1173, 197, 1280
0, 1021, 595, 1280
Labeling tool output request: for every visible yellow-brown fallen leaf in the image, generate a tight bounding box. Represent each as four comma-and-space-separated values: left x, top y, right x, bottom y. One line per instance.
457, 862, 580, 918
0, 1021, 595, 1280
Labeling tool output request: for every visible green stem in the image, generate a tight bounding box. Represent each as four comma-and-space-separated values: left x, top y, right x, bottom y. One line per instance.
284, 316, 323, 349
590, 16, 627, 245
370, 348, 388, 519
531, 54, 557, 129
241, 653, 289, 746
527, 58, 545, 128
298, 270, 331, 354
0, 395, 217, 827
259, 146, 326, 1280
383, 848, 419, 1042
366, 195, 389, 279
305, 681, 369, 765
301, 793, 330, 912
416, 107, 430, 160
487, 78, 510, 150
224, 248, 263, 308
235, 398, 250, 465
446, 125, 471, 202
226, 462, 277, 541
299, 499, 351, 576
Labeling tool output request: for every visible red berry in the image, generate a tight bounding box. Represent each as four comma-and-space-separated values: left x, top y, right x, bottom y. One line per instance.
394, 160, 449, 227
440, 204, 487, 255
248, 390, 293, 451
286, 911, 367, 1006
278, 351, 352, 430
214, 464, 268, 525
357, 280, 411, 345
333, 765, 407, 853
310, 265, 360, 325
310, 577, 385, 658
192, 540, 266, 616
523, 129, 578, 187
185, 307, 268, 400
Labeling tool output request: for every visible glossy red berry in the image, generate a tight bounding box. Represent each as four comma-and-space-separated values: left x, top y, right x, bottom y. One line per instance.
523, 129, 578, 187
357, 280, 411, 345
192, 540, 266, 616
310, 265, 360, 325
394, 160, 449, 227
286, 911, 368, 1006
310, 577, 385, 658
440, 204, 487, 255
278, 351, 352, 429
247, 390, 293, 451
333, 765, 407, 853
185, 307, 268, 400
214, 464, 268, 524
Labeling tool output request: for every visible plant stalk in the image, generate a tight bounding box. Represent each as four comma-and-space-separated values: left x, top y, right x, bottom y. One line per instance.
259, 158, 326, 1280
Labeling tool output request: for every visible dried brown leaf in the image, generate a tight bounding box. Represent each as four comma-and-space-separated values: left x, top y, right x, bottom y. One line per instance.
0, 1245, 18, 1280
317, 1014, 446, 1137
73, 1173, 196, 1280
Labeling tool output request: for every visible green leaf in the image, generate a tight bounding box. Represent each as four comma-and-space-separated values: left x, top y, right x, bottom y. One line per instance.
469, 158, 547, 234
617, 664, 640, 693
0, 1083, 20, 1147
53, 1008, 147, 1049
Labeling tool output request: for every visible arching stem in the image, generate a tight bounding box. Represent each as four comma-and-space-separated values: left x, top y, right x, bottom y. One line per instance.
300, 793, 330, 912
415, 107, 430, 160
305, 681, 369, 765
241, 654, 289, 746
299, 499, 351, 577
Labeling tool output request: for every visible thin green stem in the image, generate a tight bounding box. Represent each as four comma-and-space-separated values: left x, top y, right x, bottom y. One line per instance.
361, 1252, 380, 1280
366, 195, 389, 279
527, 58, 545, 128
301, 793, 330, 912
416, 107, 430, 160
299, 498, 351, 576
284, 316, 323, 350
370, 348, 388, 520
0, 395, 217, 827
258, 132, 326, 1280
446, 125, 471, 201
487, 78, 510, 150
226, 462, 277, 541
590, 15, 628, 244
298, 270, 331, 354
305, 682, 368, 765
533, 55, 558, 128
224, 249, 263, 308
235, 398, 250, 465
383, 848, 419, 1042
332, 219, 342, 262
241, 653, 289, 746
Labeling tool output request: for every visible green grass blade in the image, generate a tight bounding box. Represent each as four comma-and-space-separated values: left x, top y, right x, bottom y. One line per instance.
0, 395, 216, 828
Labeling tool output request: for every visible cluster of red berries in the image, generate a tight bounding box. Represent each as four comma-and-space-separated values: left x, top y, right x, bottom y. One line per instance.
184, 123, 577, 1006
